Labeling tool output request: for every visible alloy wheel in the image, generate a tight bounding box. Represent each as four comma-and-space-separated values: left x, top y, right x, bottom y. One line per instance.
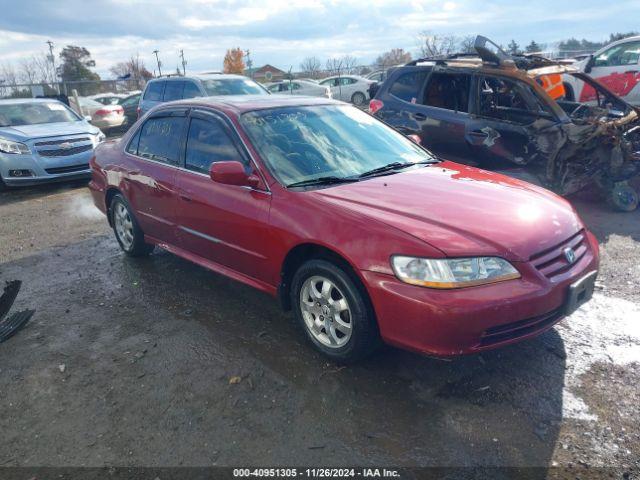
299, 275, 353, 348
114, 202, 135, 250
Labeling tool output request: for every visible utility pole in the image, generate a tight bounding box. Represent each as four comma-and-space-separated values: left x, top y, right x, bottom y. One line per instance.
46, 40, 56, 82
153, 50, 162, 77
244, 49, 253, 78
179, 49, 187, 75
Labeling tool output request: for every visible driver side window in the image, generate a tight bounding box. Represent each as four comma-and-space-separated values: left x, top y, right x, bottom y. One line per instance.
185, 117, 245, 174
478, 76, 551, 125
594, 41, 640, 67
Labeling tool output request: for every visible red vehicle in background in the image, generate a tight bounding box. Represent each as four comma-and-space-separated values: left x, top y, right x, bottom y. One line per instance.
89, 96, 599, 362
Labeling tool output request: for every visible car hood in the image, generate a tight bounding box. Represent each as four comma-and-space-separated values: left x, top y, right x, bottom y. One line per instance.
0, 122, 99, 140
311, 161, 583, 261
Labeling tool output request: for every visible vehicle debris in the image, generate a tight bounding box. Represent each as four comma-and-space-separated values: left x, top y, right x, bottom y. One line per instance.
371, 35, 640, 211
0, 280, 35, 343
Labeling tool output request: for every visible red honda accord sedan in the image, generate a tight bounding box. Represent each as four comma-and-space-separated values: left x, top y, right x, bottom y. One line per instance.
89, 95, 599, 362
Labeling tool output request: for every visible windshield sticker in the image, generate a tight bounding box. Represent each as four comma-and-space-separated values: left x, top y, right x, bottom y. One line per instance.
47, 103, 67, 111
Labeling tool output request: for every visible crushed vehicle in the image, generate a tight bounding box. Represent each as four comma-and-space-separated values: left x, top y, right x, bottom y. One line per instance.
370, 36, 640, 211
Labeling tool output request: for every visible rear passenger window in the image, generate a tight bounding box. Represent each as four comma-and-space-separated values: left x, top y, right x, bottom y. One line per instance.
136, 116, 185, 165
144, 82, 164, 101
183, 82, 201, 99
389, 71, 428, 103
423, 72, 471, 113
185, 117, 244, 174
163, 81, 184, 101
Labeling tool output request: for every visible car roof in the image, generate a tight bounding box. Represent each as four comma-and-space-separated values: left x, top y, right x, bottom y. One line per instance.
0, 98, 64, 105
158, 95, 342, 114
594, 35, 640, 54
147, 73, 251, 83
320, 75, 367, 80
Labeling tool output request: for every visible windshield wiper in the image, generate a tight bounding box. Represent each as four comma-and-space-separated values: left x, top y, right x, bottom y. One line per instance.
357, 160, 435, 179
287, 176, 359, 188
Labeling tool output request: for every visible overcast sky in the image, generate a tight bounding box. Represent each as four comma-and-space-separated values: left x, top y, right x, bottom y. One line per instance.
0, 0, 638, 78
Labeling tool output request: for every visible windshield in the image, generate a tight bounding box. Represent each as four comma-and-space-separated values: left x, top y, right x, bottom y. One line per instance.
240, 105, 436, 187
201, 78, 268, 96
0, 102, 81, 127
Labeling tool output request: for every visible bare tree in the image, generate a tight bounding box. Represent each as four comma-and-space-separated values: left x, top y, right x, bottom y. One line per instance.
299, 56, 322, 79
418, 31, 459, 58
19, 57, 40, 84
341, 55, 358, 74
0, 62, 19, 98
459, 36, 476, 54
325, 57, 344, 77
375, 48, 412, 69
109, 54, 153, 88
32, 53, 56, 84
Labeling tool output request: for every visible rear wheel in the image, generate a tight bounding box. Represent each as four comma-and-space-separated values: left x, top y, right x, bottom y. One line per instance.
0, 176, 7, 193
609, 182, 639, 212
110, 194, 154, 256
351, 91, 366, 106
291, 259, 380, 362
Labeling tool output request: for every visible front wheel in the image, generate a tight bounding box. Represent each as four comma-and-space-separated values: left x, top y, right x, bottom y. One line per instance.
291, 259, 380, 362
110, 194, 154, 256
351, 91, 366, 106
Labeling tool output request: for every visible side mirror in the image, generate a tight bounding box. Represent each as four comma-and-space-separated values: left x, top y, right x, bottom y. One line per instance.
84, 115, 93, 123
407, 134, 422, 145
209, 161, 261, 188
584, 55, 594, 74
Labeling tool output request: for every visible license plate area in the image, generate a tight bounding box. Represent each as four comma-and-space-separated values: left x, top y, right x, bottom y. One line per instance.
565, 270, 597, 315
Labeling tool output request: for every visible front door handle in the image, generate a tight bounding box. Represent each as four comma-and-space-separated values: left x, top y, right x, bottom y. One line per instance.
180, 194, 192, 202
413, 112, 427, 121
468, 130, 489, 137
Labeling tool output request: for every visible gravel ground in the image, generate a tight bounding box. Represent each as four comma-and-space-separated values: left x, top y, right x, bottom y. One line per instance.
0, 181, 638, 478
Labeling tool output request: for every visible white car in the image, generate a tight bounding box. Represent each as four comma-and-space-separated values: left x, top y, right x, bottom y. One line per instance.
69, 97, 125, 131
89, 93, 127, 105
565, 36, 640, 105
267, 80, 331, 98
318, 75, 373, 105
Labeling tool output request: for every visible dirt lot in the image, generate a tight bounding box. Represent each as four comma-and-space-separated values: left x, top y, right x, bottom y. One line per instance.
0, 181, 639, 476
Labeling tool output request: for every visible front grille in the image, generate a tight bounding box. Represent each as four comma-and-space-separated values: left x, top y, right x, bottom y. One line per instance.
38, 144, 93, 157
35, 137, 90, 147
45, 164, 90, 174
529, 230, 588, 280
479, 308, 563, 347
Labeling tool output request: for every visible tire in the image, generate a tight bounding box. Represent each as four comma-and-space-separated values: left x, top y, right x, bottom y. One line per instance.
351, 91, 366, 106
609, 183, 639, 212
291, 259, 380, 362
0, 176, 7, 193
109, 194, 154, 256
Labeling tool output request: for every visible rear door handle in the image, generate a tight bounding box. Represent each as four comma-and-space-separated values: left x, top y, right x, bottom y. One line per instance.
413, 112, 427, 121
180, 194, 192, 202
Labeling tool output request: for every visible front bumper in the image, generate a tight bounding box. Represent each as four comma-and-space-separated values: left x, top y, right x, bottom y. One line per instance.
1, 149, 94, 187
362, 231, 600, 356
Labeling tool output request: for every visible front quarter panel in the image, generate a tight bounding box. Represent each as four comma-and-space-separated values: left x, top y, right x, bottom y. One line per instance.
265, 186, 444, 286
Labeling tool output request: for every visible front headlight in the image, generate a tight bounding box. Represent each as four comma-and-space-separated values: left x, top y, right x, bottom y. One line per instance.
391, 256, 520, 289
0, 137, 30, 155
92, 132, 106, 147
